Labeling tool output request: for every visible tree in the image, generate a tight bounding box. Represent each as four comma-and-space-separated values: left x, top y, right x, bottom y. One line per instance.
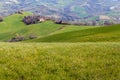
29, 34, 37, 39
92, 21, 97, 26
0, 16, 3, 22
104, 20, 113, 26
55, 20, 62, 24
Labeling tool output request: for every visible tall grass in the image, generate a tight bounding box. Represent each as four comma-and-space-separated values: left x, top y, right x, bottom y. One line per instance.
0, 42, 120, 80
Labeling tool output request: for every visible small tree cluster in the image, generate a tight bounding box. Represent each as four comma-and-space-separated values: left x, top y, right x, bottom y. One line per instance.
15, 10, 23, 14
23, 15, 39, 25
23, 15, 50, 25
9, 34, 25, 42
55, 20, 62, 24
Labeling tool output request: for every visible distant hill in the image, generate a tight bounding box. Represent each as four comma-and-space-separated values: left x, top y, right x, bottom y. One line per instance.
0, 0, 120, 21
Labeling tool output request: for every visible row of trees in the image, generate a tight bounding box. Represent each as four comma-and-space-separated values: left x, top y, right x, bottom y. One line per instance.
54, 20, 114, 26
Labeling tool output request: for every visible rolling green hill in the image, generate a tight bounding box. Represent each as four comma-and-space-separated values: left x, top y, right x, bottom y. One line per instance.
0, 12, 60, 41
0, 12, 119, 43
30, 24, 120, 42
0, 12, 95, 42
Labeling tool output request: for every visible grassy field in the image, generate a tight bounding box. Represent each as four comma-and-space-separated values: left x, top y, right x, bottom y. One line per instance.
0, 42, 120, 80
30, 24, 120, 42
0, 12, 120, 80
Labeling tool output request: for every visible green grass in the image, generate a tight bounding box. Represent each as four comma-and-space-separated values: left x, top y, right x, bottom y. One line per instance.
0, 42, 120, 80
0, 12, 60, 41
0, 12, 120, 80
31, 24, 120, 42
0, 12, 94, 41
51, 25, 95, 35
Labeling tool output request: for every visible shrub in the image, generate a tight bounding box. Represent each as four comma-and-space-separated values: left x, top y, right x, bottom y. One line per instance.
9, 34, 25, 42
29, 34, 37, 39
55, 20, 62, 24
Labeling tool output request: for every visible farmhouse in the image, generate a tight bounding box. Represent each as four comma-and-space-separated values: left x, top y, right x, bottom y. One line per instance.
99, 15, 111, 20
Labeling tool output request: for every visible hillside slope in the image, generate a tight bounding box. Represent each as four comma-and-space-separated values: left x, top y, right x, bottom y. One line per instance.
30, 24, 120, 42
0, 12, 94, 41
0, 12, 60, 41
